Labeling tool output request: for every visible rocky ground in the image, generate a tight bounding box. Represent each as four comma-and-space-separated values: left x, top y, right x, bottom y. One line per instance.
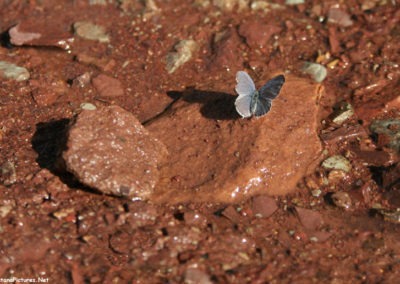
0, 0, 399, 283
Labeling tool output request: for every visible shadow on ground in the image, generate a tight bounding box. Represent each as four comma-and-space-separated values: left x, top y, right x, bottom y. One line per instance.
32, 119, 70, 170
31, 118, 84, 189
168, 87, 239, 120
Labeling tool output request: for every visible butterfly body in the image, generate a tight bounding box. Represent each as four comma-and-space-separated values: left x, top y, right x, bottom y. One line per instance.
235, 71, 285, 118
250, 90, 259, 114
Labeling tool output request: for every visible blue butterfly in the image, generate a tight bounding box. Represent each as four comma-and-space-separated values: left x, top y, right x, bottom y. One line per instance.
235, 71, 285, 118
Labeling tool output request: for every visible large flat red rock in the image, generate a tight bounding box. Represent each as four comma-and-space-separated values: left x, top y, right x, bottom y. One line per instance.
147, 75, 323, 203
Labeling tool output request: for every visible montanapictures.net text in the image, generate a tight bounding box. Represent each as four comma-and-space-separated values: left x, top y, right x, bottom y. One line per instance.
0, 277, 49, 283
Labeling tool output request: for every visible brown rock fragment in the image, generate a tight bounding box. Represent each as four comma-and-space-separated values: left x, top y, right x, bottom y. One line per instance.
221, 205, 241, 223
238, 21, 281, 49
327, 7, 353, 27
9, 22, 73, 50
31, 91, 59, 106
320, 124, 368, 144
183, 211, 208, 227
251, 195, 278, 218
63, 105, 167, 200
9, 25, 41, 45
92, 74, 124, 97
184, 268, 212, 284
328, 26, 341, 54
296, 207, 324, 231
209, 28, 242, 71
76, 53, 115, 72
351, 149, 394, 167
296, 207, 331, 242
109, 231, 131, 254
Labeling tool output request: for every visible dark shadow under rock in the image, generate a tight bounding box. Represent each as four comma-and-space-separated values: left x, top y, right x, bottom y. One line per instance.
0, 29, 12, 48
31, 118, 80, 188
32, 118, 70, 171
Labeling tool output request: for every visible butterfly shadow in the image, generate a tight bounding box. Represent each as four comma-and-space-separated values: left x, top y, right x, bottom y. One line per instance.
166, 87, 240, 120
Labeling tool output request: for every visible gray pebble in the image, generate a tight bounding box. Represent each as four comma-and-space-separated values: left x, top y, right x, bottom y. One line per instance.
322, 155, 351, 173
332, 102, 354, 125
1, 161, 17, 185
74, 21, 110, 43
302, 62, 327, 83
0, 61, 30, 82
285, 0, 305, 4
370, 119, 400, 152
166, 40, 198, 74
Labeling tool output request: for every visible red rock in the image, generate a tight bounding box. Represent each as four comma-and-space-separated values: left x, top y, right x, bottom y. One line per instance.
208, 28, 242, 71
328, 7, 353, 27
384, 190, 400, 207
360, 181, 374, 205
351, 148, 394, 167
75, 53, 115, 71
31, 91, 59, 106
385, 95, 400, 110
147, 76, 323, 203
185, 268, 212, 284
63, 105, 168, 200
69, 262, 85, 284
321, 124, 368, 144
352, 79, 393, 123
382, 163, 400, 189
221, 205, 241, 223
296, 207, 324, 231
9, 22, 73, 50
183, 211, 208, 227
122, 201, 158, 227
328, 26, 341, 54
251, 195, 278, 218
9, 25, 41, 45
311, 231, 333, 242
92, 74, 124, 97
238, 21, 282, 49
109, 231, 133, 254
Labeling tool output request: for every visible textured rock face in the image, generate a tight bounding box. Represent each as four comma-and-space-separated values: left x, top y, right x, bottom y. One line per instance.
147, 75, 323, 204
8, 21, 74, 50
63, 106, 167, 200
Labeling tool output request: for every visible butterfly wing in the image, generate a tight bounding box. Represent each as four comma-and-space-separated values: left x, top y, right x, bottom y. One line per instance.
253, 96, 272, 117
253, 74, 285, 117
235, 71, 256, 97
258, 74, 285, 100
235, 71, 256, 118
235, 95, 253, 118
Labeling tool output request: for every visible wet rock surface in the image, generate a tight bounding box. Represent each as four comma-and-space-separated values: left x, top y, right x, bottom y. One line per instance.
148, 75, 322, 203
1, 1, 400, 282
63, 106, 167, 199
